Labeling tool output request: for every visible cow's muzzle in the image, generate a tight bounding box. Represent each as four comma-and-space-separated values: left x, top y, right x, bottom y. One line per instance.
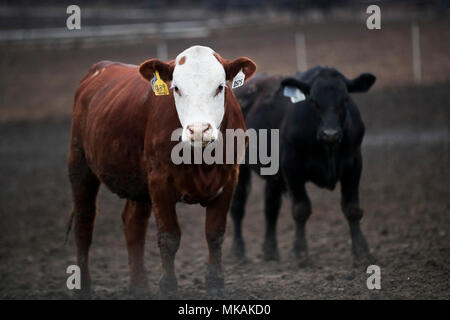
318, 128, 342, 144
185, 122, 215, 146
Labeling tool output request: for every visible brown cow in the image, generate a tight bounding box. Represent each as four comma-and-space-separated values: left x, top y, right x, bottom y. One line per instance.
67, 46, 256, 297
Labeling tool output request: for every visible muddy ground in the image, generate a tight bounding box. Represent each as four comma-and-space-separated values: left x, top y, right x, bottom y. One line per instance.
0, 20, 449, 299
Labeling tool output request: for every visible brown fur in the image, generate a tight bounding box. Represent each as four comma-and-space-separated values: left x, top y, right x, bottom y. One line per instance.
68, 55, 256, 296
178, 56, 186, 65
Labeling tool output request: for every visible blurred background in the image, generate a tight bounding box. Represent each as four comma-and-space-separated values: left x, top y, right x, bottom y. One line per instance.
0, 0, 449, 299
1, 0, 450, 120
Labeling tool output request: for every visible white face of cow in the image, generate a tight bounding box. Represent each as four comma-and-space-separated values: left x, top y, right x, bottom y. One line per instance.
172, 46, 226, 145
138, 45, 257, 146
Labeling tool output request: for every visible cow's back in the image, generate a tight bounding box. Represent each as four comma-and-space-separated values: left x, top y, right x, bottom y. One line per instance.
71, 61, 152, 201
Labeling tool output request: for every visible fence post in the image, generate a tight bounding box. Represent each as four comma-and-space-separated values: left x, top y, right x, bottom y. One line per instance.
157, 41, 168, 61
295, 31, 307, 71
411, 22, 422, 83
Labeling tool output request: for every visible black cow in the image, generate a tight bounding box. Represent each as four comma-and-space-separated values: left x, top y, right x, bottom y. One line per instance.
231, 66, 376, 266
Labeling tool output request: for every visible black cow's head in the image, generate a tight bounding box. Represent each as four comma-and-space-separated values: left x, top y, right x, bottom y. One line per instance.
282, 68, 376, 144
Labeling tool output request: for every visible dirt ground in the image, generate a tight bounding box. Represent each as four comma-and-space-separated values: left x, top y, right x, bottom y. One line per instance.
0, 20, 449, 299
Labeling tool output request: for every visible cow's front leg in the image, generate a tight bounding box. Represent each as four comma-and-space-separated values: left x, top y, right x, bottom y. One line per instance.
230, 165, 251, 260
149, 179, 180, 296
341, 152, 375, 267
262, 179, 283, 261
205, 177, 237, 295
291, 184, 312, 267
282, 155, 312, 266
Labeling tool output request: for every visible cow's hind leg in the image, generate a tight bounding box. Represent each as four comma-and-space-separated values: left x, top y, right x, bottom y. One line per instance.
262, 178, 283, 261
122, 200, 151, 296
230, 165, 251, 260
341, 152, 375, 267
68, 148, 100, 298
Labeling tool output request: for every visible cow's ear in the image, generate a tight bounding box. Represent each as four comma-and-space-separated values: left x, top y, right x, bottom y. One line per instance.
225, 57, 257, 83
281, 77, 310, 95
139, 59, 175, 82
346, 73, 376, 93
214, 54, 257, 83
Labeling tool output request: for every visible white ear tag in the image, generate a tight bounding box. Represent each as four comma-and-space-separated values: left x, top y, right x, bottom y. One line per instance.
283, 86, 306, 103
150, 74, 157, 88
232, 70, 245, 89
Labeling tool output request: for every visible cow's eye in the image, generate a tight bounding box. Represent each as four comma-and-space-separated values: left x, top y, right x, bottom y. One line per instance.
174, 86, 181, 96
215, 85, 224, 96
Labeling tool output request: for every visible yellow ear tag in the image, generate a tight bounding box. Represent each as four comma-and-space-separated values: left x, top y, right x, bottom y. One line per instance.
152, 70, 169, 96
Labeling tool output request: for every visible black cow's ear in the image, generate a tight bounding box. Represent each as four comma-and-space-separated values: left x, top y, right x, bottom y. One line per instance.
139, 59, 175, 82
346, 73, 376, 93
281, 77, 310, 95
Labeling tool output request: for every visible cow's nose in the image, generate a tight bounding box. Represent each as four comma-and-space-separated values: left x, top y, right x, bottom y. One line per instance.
319, 129, 342, 143
186, 122, 214, 145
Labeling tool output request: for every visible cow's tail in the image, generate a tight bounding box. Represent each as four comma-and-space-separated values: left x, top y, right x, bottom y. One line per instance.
64, 210, 75, 245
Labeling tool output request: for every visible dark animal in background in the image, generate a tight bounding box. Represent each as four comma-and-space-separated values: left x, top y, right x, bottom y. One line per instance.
67, 46, 256, 297
231, 66, 376, 266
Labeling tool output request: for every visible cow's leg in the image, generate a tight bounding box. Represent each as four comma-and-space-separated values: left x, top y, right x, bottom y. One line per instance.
291, 184, 312, 266
205, 172, 237, 295
121, 200, 151, 295
68, 148, 100, 298
230, 165, 251, 259
149, 179, 180, 296
341, 152, 375, 267
262, 179, 283, 261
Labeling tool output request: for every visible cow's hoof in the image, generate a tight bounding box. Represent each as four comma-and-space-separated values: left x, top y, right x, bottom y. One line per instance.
353, 252, 377, 269
294, 251, 311, 268
205, 266, 224, 296
262, 242, 280, 261
206, 279, 225, 297
352, 235, 376, 268
159, 274, 178, 297
298, 258, 310, 268
231, 239, 246, 260
206, 286, 225, 298
129, 282, 149, 298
